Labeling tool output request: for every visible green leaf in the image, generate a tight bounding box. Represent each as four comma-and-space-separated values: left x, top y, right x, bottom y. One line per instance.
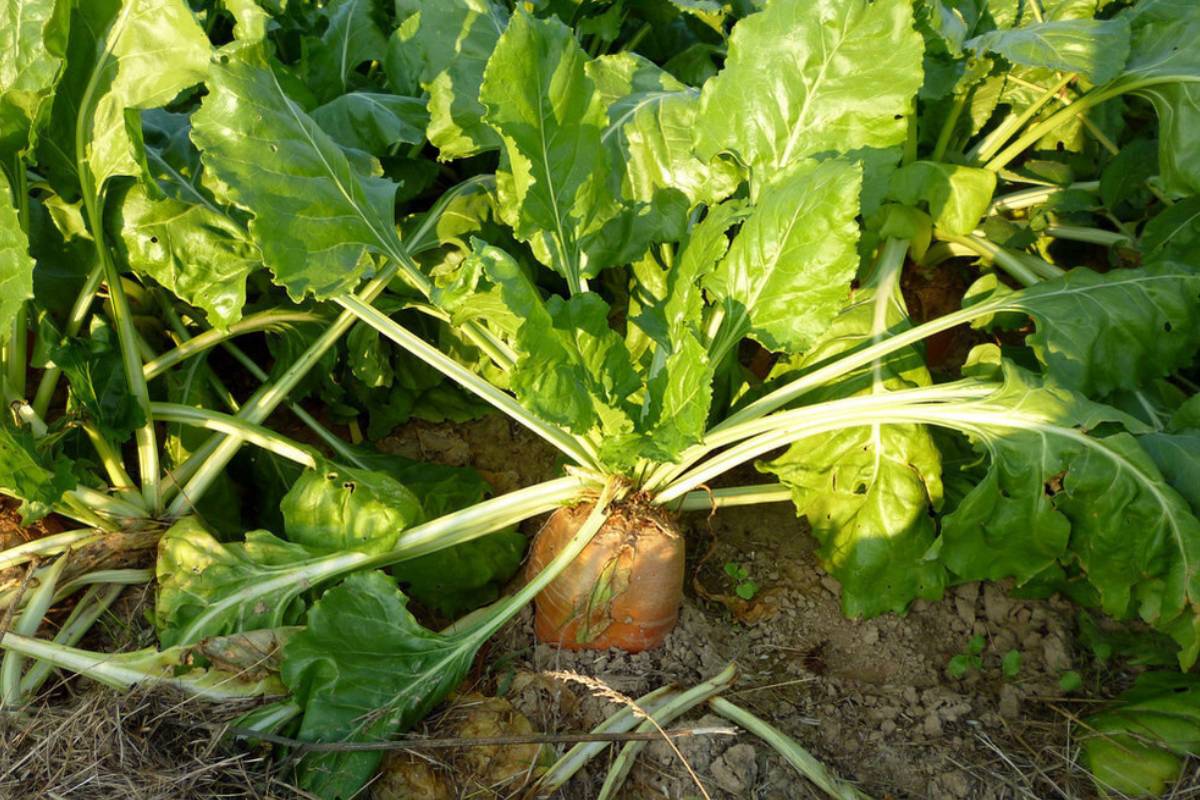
1003, 263, 1200, 398
1142, 197, 1200, 265
966, 18, 1131, 84
708, 158, 862, 357
410, 0, 507, 159
1082, 672, 1200, 797
391, 529, 526, 616
1118, 0, 1200, 195
0, 413, 74, 522
0, 0, 69, 160
694, 0, 924, 185
934, 355, 1200, 666
588, 53, 741, 209
281, 571, 479, 798
49, 0, 211, 191
107, 181, 261, 329
1001, 648, 1022, 678
311, 92, 429, 156
279, 461, 424, 554
0, 169, 34, 345
50, 317, 144, 441
760, 255, 945, 617
476, 242, 639, 439
888, 161, 997, 236
300, 0, 389, 103
480, 11, 621, 287
192, 45, 401, 301
155, 517, 320, 647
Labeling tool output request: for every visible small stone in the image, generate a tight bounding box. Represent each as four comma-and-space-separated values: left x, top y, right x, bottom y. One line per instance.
923, 713, 943, 737
862, 625, 879, 646
880, 719, 897, 735
954, 596, 976, 627
820, 575, 842, 597
983, 583, 1013, 625
903, 686, 919, 705
1043, 633, 1072, 672
998, 684, 1021, 719
710, 743, 758, 796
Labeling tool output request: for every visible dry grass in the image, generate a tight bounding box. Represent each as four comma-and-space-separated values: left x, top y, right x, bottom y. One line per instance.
0, 685, 298, 800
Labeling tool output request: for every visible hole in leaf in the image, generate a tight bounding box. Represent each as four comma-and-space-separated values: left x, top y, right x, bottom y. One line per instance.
1164, 321, 1173, 332
853, 484, 867, 495
343, 481, 356, 493
324, 472, 338, 481
150, 236, 158, 244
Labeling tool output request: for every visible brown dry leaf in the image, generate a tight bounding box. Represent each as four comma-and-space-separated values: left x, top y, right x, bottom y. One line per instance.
373, 753, 453, 800
447, 692, 550, 793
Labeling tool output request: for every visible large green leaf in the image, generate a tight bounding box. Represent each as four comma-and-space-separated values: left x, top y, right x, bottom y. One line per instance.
408, 0, 507, 159
280, 461, 424, 554
108, 182, 261, 329
707, 158, 862, 358
933, 355, 1200, 666
966, 18, 1131, 84
1117, 0, 1200, 195
588, 53, 740, 209
300, 0, 389, 102
311, 92, 428, 156
191, 45, 401, 301
480, 11, 623, 288
1142, 197, 1200, 264
38, 0, 209, 194
471, 241, 640, 440
281, 571, 479, 798
694, 0, 924, 185
0, 0, 68, 160
888, 161, 997, 236
0, 169, 34, 345
760, 256, 944, 617
998, 263, 1200, 398
154, 517, 323, 647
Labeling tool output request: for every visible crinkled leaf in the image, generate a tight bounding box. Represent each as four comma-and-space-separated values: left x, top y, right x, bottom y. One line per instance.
281, 571, 480, 798
707, 158, 862, 357
280, 461, 424, 554
411, 0, 507, 159
311, 92, 428, 156
694, 0, 924, 185
480, 11, 622, 285
588, 53, 741, 209
300, 0, 389, 102
108, 182, 260, 329
0, 0, 68, 160
966, 18, 1130, 84
192, 45, 401, 301
760, 263, 944, 617
155, 517, 320, 647
1082, 672, 1200, 797
0, 170, 34, 345
888, 161, 996, 236
936, 355, 1200, 667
